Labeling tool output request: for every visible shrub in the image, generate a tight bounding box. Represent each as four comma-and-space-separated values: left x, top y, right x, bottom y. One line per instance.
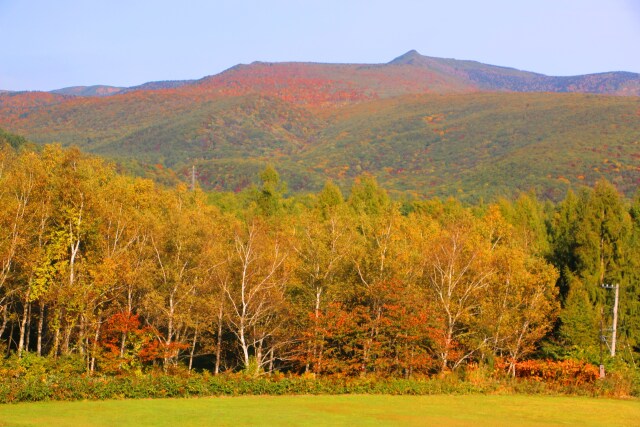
0, 363, 635, 404
496, 359, 599, 386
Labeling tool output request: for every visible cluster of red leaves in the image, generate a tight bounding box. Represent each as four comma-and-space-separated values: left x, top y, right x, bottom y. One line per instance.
497, 359, 599, 385
101, 312, 144, 348
297, 280, 438, 377
138, 340, 189, 362
99, 312, 187, 373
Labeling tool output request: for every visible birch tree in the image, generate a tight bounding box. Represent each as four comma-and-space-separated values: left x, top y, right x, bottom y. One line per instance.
223, 219, 290, 373
422, 217, 494, 372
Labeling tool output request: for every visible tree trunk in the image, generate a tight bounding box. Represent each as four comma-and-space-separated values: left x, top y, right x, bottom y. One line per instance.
267, 347, 274, 374
25, 302, 31, 351
120, 331, 127, 358
311, 287, 322, 373
51, 322, 60, 357
441, 326, 454, 373
62, 322, 72, 355
6, 320, 15, 356
214, 304, 223, 375
18, 300, 30, 357
0, 303, 9, 339
90, 318, 102, 373
164, 293, 175, 368
37, 302, 45, 356
78, 314, 86, 355
188, 325, 198, 372
239, 322, 250, 369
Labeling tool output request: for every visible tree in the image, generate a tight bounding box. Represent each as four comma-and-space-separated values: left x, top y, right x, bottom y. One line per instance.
551, 181, 632, 360
483, 209, 559, 374
575, 180, 631, 300
222, 218, 291, 373
499, 192, 551, 256
550, 189, 580, 298
316, 180, 344, 219
143, 187, 214, 368
348, 175, 389, 216
0, 149, 50, 355
615, 192, 640, 362
558, 275, 599, 361
291, 205, 352, 373
255, 165, 286, 217
420, 215, 494, 372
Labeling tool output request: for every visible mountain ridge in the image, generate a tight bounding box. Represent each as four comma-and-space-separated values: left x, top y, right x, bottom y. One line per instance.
8, 50, 640, 97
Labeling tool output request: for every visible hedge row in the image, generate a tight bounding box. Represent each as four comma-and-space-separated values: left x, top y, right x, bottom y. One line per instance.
1, 371, 635, 404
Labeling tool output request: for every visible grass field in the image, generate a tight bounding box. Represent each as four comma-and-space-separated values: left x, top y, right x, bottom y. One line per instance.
0, 395, 638, 426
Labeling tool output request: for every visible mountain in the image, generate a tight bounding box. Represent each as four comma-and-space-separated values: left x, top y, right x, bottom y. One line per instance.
39, 50, 640, 99
50, 80, 195, 97
388, 50, 640, 95
123, 79, 196, 92
51, 85, 125, 97
1, 51, 639, 200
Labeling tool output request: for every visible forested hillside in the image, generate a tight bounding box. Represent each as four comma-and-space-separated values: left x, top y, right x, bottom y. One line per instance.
1, 141, 639, 379
1, 90, 638, 200
2, 52, 640, 201
304, 93, 640, 200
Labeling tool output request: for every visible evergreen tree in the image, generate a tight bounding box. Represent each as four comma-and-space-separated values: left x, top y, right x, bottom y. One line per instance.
575, 180, 630, 302
550, 189, 580, 299
558, 274, 599, 361
348, 175, 389, 216
317, 180, 344, 218
256, 165, 286, 216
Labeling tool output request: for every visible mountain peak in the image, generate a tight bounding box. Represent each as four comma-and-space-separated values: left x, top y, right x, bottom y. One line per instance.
389, 50, 425, 65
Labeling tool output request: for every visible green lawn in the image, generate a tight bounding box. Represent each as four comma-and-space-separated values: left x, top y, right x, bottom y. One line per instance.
0, 395, 638, 426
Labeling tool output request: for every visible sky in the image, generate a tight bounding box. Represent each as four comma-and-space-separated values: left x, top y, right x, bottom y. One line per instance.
1, 0, 640, 91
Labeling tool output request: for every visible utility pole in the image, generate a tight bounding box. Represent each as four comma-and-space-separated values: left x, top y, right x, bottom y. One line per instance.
599, 283, 619, 379
611, 283, 619, 357
599, 311, 605, 379
601, 283, 619, 357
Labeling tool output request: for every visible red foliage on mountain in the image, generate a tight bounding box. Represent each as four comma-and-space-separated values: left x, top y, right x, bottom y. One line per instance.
0, 92, 70, 120
194, 61, 478, 105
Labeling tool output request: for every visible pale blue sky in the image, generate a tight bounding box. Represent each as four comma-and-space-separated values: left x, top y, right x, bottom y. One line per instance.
1, 0, 639, 91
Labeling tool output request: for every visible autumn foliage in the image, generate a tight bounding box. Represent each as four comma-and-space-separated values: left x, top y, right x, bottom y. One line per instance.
496, 359, 599, 385
2, 62, 640, 202
0, 142, 638, 391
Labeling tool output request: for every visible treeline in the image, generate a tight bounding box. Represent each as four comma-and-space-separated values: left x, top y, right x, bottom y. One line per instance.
1, 143, 639, 378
